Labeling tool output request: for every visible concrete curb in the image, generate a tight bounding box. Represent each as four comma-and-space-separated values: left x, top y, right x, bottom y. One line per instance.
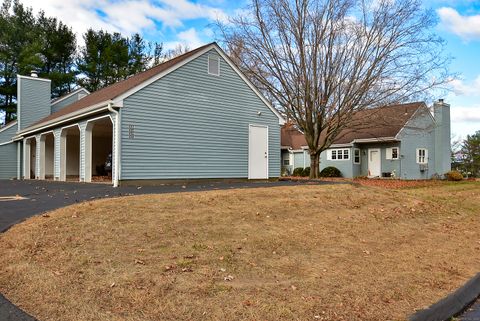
409, 273, 480, 321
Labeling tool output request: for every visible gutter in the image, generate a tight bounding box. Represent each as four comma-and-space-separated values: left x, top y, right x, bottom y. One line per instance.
107, 102, 120, 188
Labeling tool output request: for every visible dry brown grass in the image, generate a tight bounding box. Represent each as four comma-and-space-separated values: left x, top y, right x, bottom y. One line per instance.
1, 182, 479, 321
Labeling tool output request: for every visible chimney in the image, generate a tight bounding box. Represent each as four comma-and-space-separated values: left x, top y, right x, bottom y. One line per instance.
433, 99, 451, 176
17, 74, 51, 130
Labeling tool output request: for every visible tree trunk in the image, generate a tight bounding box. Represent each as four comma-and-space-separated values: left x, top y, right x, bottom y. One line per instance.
310, 152, 320, 179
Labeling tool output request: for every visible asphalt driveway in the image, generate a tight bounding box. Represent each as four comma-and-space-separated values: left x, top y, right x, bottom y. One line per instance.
0, 178, 332, 321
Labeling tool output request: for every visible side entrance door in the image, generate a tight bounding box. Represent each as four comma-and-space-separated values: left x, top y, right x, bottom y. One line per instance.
248, 125, 268, 179
368, 148, 381, 177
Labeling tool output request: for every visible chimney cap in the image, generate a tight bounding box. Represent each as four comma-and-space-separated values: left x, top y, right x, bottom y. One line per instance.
30, 70, 38, 78
438, 98, 444, 103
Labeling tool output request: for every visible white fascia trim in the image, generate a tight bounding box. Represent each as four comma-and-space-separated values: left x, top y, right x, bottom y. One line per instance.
0, 140, 14, 146
17, 75, 52, 83
13, 100, 115, 140
51, 88, 90, 106
0, 120, 18, 133
351, 137, 398, 144
113, 43, 286, 125
329, 143, 354, 148
290, 149, 305, 153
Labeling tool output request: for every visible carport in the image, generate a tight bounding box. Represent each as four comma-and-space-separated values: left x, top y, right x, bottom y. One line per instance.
60, 125, 80, 181
84, 116, 113, 183
23, 137, 36, 179
39, 132, 54, 180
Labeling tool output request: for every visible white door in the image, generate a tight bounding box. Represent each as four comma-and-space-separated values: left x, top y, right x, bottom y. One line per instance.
248, 125, 268, 179
368, 149, 381, 177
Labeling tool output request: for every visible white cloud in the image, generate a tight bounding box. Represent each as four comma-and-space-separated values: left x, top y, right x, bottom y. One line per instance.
20, 0, 226, 45
437, 7, 480, 40
451, 105, 480, 123
450, 76, 480, 96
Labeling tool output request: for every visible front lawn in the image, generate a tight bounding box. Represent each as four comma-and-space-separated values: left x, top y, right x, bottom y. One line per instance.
0, 182, 479, 321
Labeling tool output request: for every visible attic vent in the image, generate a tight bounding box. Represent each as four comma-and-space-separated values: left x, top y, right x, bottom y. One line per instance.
208, 55, 220, 76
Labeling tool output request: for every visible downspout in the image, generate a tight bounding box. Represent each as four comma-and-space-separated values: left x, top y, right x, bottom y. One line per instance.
107, 102, 120, 187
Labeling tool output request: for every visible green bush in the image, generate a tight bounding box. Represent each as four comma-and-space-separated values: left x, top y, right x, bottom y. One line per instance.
320, 166, 342, 177
292, 167, 304, 177
445, 170, 463, 181
302, 167, 310, 177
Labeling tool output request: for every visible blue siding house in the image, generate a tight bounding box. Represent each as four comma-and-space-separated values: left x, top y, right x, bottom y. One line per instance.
281, 101, 451, 179
0, 43, 284, 185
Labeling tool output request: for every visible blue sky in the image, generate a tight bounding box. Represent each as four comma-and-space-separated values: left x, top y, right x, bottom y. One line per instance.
19, 0, 480, 138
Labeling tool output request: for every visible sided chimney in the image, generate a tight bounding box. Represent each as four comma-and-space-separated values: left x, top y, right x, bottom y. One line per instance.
433, 99, 451, 176
17, 74, 51, 130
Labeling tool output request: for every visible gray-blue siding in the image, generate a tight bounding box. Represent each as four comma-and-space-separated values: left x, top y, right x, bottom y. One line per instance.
51, 92, 82, 114
397, 107, 436, 179
18, 77, 51, 130
0, 142, 17, 179
120, 49, 281, 180
0, 122, 18, 144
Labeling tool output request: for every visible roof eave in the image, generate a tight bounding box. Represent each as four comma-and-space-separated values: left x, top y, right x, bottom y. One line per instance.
14, 100, 116, 139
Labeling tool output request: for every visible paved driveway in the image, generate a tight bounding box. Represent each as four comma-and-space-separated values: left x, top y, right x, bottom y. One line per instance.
0, 178, 332, 321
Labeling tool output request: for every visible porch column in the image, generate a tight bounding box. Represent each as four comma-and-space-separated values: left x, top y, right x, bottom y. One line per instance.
59, 130, 67, 181
23, 139, 30, 179
39, 135, 46, 180
53, 130, 61, 180
79, 122, 87, 182
35, 135, 41, 179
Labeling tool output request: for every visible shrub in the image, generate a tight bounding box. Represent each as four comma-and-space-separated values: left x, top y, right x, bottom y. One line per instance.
320, 166, 342, 177
292, 167, 304, 177
302, 167, 310, 177
445, 170, 463, 181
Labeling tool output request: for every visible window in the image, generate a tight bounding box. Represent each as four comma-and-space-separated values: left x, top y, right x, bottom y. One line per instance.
208, 55, 220, 76
283, 159, 290, 166
354, 149, 360, 164
386, 147, 399, 160
416, 148, 428, 164
328, 149, 350, 161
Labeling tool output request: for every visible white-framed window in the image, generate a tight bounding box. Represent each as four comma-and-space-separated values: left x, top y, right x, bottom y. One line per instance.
208, 55, 220, 76
416, 148, 428, 164
354, 148, 361, 164
386, 147, 399, 160
328, 148, 350, 161
283, 158, 290, 166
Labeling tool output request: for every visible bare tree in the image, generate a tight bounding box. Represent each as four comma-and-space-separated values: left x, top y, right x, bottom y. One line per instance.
164, 43, 191, 60
218, 0, 451, 178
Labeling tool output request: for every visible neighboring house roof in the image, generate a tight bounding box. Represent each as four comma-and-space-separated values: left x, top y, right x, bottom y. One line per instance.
281, 102, 425, 148
281, 123, 308, 150
17, 42, 284, 136
51, 88, 90, 105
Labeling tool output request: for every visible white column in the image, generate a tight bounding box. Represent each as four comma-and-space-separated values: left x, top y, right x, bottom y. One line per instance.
39, 135, 46, 180
79, 122, 87, 182
53, 130, 61, 180
35, 135, 41, 179
23, 139, 30, 179
60, 130, 67, 181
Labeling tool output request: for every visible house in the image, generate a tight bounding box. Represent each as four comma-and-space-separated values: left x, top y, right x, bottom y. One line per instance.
0, 43, 285, 186
281, 101, 451, 179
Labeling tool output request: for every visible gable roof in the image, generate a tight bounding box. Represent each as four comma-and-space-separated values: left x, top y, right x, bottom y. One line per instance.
281, 123, 308, 149
18, 42, 284, 136
281, 102, 425, 148
51, 88, 90, 106
30, 43, 214, 128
